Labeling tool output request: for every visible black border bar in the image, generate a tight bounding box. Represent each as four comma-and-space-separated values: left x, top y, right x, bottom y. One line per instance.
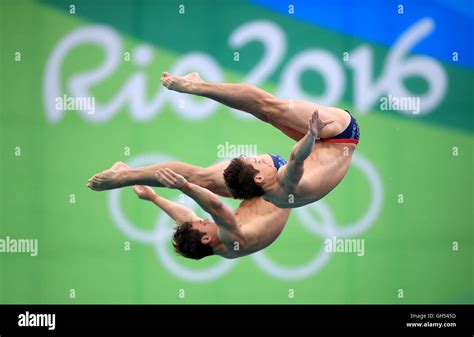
0, 304, 472, 336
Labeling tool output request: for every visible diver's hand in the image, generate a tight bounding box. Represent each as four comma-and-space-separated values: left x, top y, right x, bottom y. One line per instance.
155, 168, 188, 189
133, 185, 157, 201
309, 109, 334, 137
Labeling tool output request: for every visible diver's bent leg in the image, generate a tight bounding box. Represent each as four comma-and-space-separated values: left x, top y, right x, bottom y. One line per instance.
163, 73, 349, 139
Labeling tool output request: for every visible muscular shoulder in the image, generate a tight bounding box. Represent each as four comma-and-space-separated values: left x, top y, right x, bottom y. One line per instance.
277, 165, 302, 192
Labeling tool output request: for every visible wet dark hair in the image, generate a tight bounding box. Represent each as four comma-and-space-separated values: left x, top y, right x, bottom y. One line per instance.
223, 157, 264, 200
172, 222, 214, 260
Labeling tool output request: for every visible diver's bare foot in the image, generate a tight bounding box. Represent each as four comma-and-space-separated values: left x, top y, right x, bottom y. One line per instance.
87, 161, 129, 191
160, 71, 203, 94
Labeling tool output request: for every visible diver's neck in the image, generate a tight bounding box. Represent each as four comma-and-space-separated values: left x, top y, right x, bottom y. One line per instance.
264, 176, 280, 196
210, 235, 225, 253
